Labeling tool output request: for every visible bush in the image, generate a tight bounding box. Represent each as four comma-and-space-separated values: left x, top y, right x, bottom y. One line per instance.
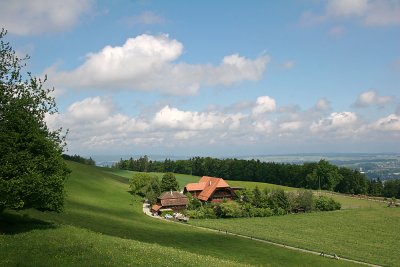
296, 190, 315, 212
186, 206, 217, 219
218, 201, 243, 218
315, 196, 341, 211
248, 207, 274, 217
274, 207, 286, 216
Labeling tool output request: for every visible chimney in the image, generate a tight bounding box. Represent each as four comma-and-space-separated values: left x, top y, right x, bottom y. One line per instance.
170, 189, 173, 195
209, 181, 211, 186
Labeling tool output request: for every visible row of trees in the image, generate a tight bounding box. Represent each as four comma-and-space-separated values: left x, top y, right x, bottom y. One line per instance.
129, 172, 179, 204
114, 156, 399, 197
62, 154, 95, 166
185, 187, 341, 219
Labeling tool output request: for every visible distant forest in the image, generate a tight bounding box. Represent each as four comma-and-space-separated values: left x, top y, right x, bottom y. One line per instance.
62, 154, 95, 166
112, 156, 400, 198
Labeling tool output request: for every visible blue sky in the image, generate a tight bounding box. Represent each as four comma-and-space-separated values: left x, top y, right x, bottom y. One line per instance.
2, 0, 400, 156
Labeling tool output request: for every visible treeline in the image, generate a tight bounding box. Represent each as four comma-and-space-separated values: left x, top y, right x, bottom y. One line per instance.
113, 156, 399, 198
62, 154, 95, 166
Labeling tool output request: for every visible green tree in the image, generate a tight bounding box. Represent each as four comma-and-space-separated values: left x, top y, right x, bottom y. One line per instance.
160, 172, 179, 192
252, 186, 264, 208
383, 179, 400, 198
306, 159, 342, 191
0, 29, 69, 213
129, 173, 160, 204
335, 167, 368, 194
267, 189, 290, 213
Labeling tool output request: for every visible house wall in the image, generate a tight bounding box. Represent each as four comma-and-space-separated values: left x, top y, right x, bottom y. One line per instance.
210, 188, 236, 202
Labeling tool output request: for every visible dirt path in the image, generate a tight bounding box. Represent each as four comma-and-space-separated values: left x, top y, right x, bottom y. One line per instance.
142, 203, 382, 267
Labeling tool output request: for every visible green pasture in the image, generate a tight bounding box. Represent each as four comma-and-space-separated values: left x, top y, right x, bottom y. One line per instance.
190, 201, 399, 267
0, 162, 353, 267
105, 168, 398, 266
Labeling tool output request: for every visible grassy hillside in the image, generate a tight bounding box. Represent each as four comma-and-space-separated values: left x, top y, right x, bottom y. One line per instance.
108, 168, 400, 266
0, 162, 353, 267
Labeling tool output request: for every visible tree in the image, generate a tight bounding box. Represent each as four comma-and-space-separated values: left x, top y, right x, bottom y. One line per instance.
335, 168, 368, 195
0, 29, 69, 213
160, 172, 179, 192
383, 179, 400, 198
252, 186, 264, 208
306, 160, 342, 191
129, 173, 160, 204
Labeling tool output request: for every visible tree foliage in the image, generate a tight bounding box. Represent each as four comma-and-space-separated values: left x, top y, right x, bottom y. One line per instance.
62, 154, 95, 166
0, 29, 69, 213
114, 156, 375, 196
129, 173, 160, 204
160, 172, 179, 192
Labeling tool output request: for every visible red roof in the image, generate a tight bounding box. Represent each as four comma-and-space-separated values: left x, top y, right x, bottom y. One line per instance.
185, 182, 206, 191
185, 176, 231, 201
151, 204, 161, 212
158, 191, 188, 207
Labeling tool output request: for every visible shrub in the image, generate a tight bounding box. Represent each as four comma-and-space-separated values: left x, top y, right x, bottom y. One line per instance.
296, 190, 315, 212
274, 207, 286, 216
267, 189, 290, 213
315, 196, 341, 211
218, 201, 243, 218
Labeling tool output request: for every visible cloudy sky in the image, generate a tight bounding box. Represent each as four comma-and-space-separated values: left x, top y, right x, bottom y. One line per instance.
2, 0, 400, 156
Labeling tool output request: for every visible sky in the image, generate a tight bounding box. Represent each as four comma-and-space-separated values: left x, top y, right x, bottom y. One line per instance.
1, 0, 400, 157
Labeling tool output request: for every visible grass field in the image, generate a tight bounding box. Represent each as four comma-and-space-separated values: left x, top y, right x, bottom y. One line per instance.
0, 162, 354, 266
108, 168, 400, 266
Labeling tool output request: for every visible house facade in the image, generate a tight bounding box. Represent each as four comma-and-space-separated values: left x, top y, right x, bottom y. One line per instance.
151, 191, 188, 214
184, 176, 237, 203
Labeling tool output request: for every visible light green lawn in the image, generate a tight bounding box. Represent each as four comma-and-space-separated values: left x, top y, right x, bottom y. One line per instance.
0, 162, 355, 267
190, 197, 399, 267
107, 168, 399, 266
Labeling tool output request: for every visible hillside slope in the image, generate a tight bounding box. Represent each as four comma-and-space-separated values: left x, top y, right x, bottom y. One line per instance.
1, 161, 355, 266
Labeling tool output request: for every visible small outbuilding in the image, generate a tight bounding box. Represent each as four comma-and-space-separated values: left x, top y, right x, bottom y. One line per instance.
151, 190, 188, 215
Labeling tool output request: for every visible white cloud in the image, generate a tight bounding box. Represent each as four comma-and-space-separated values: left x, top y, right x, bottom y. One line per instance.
363, 1, 400, 26
301, 0, 400, 27
48, 34, 269, 95
281, 60, 295, 70
326, 0, 368, 17
310, 111, 358, 134
253, 120, 273, 133
354, 90, 394, 107
45, 94, 400, 154
121, 11, 165, 26
174, 131, 197, 140
279, 121, 303, 132
252, 96, 276, 115
315, 98, 331, 111
371, 114, 400, 131
67, 96, 113, 121
0, 0, 94, 35
152, 105, 243, 131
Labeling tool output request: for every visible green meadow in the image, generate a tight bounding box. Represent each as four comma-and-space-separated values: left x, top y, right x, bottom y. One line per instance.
0, 162, 354, 267
111, 168, 399, 266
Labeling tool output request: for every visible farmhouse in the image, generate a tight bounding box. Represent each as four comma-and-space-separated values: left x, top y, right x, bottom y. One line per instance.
151, 190, 188, 214
184, 176, 238, 203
